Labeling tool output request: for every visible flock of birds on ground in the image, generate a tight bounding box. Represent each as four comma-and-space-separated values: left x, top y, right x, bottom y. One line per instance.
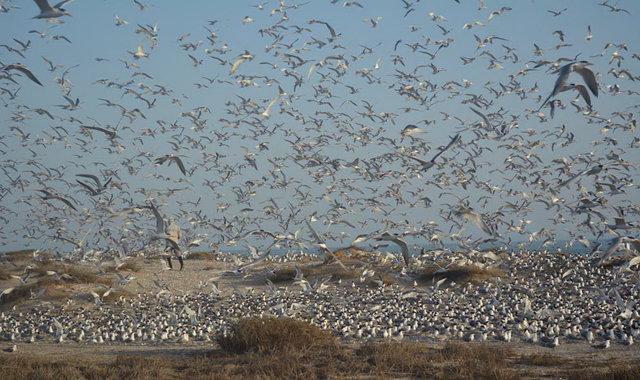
1, 0, 640, 352
1, 251, 640, 351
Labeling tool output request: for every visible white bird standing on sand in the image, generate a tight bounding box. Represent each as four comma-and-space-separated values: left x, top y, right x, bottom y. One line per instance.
538, 61, 598, 111
33, 0, 73, 19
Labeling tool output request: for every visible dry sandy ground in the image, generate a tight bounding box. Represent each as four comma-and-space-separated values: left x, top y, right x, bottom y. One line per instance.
1, 250, 640, 379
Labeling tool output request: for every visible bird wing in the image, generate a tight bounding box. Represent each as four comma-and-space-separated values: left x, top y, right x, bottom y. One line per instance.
76, 180, 97, 194
54, 0, 75, 9
3, 64, 43, 86
573, 84, 592, 107
57, 196, 78, 211
170, 156, 187, 175
35, 0, 53, 12
431, 133, 460, 162
575, 66, 598, 96
470, 107, 492, 129
405, 155, 432, 167
76, 173, 101, 187
149, 202, 165, 233
230, 57, 245, 75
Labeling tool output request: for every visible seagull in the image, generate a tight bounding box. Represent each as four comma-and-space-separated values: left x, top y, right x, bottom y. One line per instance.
1, 63, 43, 86
401, 124, 425, 136
3, 345, 17, 353
374, 232, 410, 266
35, 189, 78, 212
454, 205, 497, 236
404, 134, 460, 171
592, 340, 610, 349
75, 174, 112, 196
538, 61, 598, 111
155, 155, 187, 176
32, 0, 73, 19
555, 83, 593, 108
147, 202, 180, 255
556, 164, 604, 189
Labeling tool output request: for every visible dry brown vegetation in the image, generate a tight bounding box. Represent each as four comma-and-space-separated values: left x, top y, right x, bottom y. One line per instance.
267, 263, 358, 284
187, 251, 213, 260
565, 364, 640, 380
418, 264, 504, 284
0, 267, 10, 281
1, 262, 114, 308
517, 353, 564, 366
4, 249, 37, 262
0, 318, 638, 380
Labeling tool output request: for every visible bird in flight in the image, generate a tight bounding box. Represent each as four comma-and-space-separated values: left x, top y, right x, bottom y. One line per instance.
155, 155, 188, 176
33, 0, 74, 19
1, 63, 43, 86
538, 61, 598, 111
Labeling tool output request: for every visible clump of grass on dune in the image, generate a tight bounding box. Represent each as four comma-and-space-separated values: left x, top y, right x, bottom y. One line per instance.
0, 267, 10, 281
267, 266, 297, 283
3, 249, 37, 262
1, 263, 114, 307
217, 317, 338, 354
268, 263, 358, 284
187, 251, 214, 260
30, 262, 113, 286
418, 264, 504, 284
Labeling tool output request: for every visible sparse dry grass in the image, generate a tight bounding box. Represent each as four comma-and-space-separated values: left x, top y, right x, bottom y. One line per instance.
517, 353, 564, 366
0, 338, 637, 380
434, 342, 517, 380
418, 264, 504, 284
359, 342, 433, 378
566, 363, 640, 380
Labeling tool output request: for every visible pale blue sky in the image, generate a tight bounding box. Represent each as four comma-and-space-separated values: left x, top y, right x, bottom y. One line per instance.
1, 0, 639, 254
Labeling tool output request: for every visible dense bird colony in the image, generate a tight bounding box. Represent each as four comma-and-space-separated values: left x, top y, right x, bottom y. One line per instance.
0, 0, 639, 354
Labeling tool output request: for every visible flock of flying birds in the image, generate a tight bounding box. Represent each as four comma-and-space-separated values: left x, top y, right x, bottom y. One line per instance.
0, 0, 638, 271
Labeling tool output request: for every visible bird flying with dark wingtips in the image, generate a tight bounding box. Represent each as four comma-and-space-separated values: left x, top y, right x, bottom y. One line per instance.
33, 0, 73, 19
539, 61, 598, 111
1, 63, 43, 86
